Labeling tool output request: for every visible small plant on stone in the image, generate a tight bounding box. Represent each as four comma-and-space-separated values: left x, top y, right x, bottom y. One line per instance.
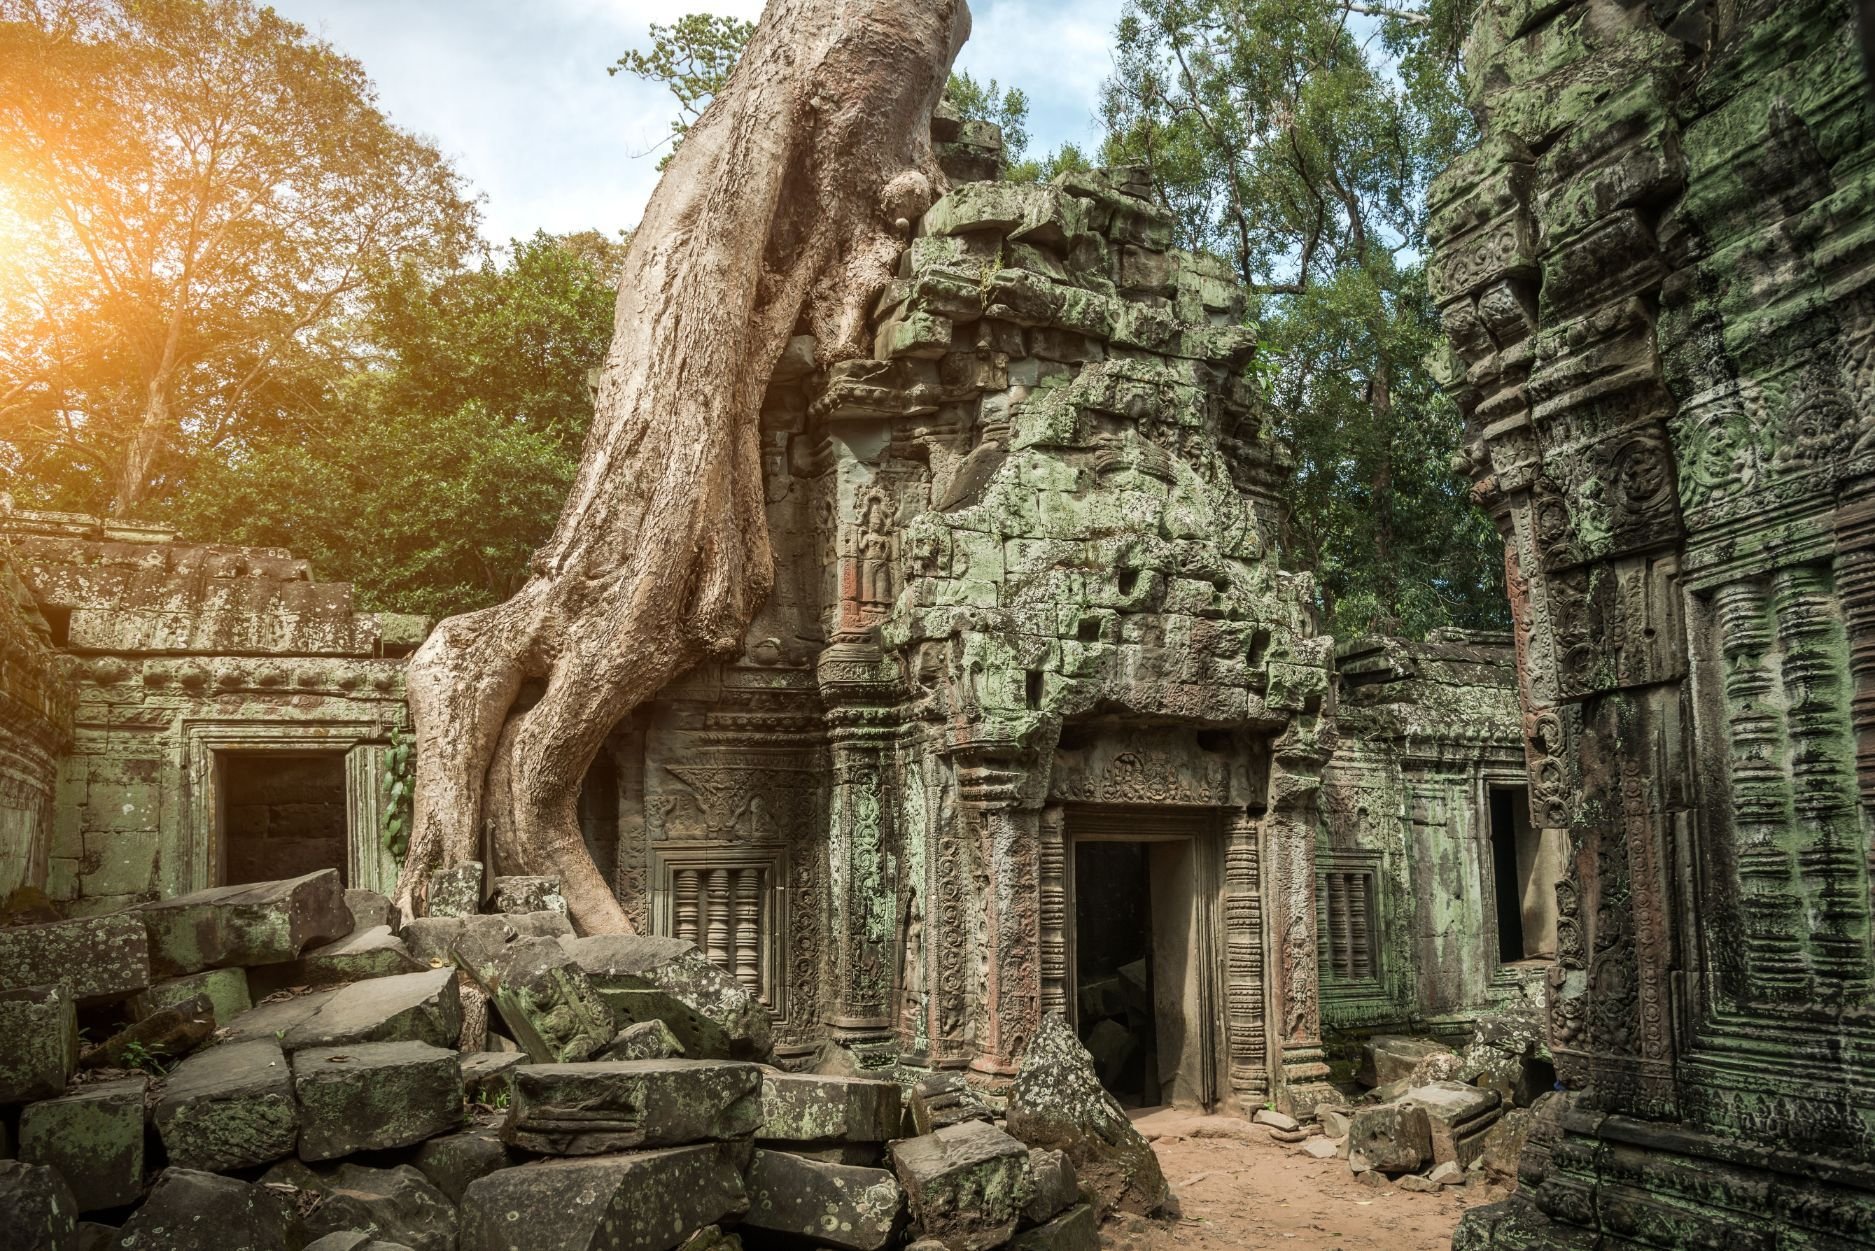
120, 1040, 174, 1075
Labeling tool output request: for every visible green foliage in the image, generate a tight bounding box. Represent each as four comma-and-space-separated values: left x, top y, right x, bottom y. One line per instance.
119, 1039, 175, 1076
1102, 0, 1502, 638
946, 70, 1032, 157
381, 726, 415, 863
609, 12, 756, 168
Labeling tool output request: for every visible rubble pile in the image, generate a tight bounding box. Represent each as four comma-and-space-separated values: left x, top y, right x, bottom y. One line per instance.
0, 868, 1165, 1251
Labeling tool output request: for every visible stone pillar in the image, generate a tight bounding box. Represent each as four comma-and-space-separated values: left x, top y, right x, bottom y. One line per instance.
1222, 810, 1270, 1108
1267, 740, 1334, 1112
956, 751, 1041, 1085
1038, 804, 1069, 1019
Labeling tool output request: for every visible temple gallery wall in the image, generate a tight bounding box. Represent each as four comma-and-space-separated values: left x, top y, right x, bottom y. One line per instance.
0, 1, 1872, 1241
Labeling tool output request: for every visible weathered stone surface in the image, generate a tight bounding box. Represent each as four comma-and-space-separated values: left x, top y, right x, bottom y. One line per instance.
295, 1163, 457, 1251
75, 1222, 116, 1251
138, 870, 352, 976
112, 1168, 299, 1250
756, 1072, 902, 1146
1357, 1037, 1457, 1089
217, 986, 338, 1043
253, 925, 426, 994
0, 912, 149, 1003
460, 1050, 527, 1101
19, 1076, 147, 1211
425, 862, 481, 919
1479, 1105, 1533, 1181
292, 1041, 464, 1161
400, 911, 572, 967
462, 936, 613, 1064
344, 888, 396, 933
502, 1060, 761, 1155
1252, 1108, 1299, 1132
1004, 1015, 1167, 1216
491, 876, 565, 915
0, 983, 76, 1104
1299, 1137, 1340, 1160
458, 1144, 749, 1251
597, 1019, 684, 1062
743, 1148, 903, 1251
906, 1071, 991, 1137
281, 968, 461, 1051
1023, 1148, 1078, 1227
890, 1120, 1034, 1251
1347, 1101, 1431, 1175
413, 1130, 519, 1205
131, 968, 250, 1026
82, 994, 214, 1070
154, 1037, 298, 1172
1411, 1080, 1500, 1168
560, 935, 771, 1061
0, 1159, 79, 1251
1008, 1204, 1097, 1251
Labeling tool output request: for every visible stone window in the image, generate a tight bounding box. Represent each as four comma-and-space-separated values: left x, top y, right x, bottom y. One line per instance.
1318, 863, 1378, 982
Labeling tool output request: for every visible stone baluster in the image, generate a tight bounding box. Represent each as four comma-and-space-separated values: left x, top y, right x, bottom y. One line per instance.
675, 868, 701, 946
1223, 812, 1270, 1106
1038, 805, 1069, 1019
734, 867, 762, 994
705, 869, 731, 967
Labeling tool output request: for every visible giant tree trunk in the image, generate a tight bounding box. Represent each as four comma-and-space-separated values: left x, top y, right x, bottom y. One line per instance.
392, 0, 970, 933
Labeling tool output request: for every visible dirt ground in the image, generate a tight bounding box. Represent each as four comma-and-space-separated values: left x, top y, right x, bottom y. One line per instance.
1098, 1110, 1509, 1251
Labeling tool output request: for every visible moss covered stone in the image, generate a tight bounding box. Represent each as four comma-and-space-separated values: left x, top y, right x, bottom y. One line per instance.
889, 1120, 1034, 1251
502, 1059, 761, 1156
743, 1148, 903, 1251
154, 1037, 298, 1173
19, 1075, 147, 1211
458, 1144, 749, 1251
0, 983, 77, 1105
291, 1040, 464, 1162
137, 869, 351, 977
0, 912, 149, 1004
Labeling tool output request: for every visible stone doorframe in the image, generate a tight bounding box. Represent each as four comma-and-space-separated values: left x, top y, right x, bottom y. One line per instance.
181, 719, 397, 894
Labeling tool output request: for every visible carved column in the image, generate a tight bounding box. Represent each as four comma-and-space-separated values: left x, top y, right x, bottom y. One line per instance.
957, 750, 1041, 1084
1038, 804, 1069, 1019
1222, 811, 1270, 1107
1267, 739, 1334, 1111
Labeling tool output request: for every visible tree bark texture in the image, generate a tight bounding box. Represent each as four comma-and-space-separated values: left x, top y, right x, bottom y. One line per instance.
393, 0, 971, 933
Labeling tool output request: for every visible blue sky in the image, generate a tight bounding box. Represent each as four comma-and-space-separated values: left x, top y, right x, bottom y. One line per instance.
267, 0, 1126, 245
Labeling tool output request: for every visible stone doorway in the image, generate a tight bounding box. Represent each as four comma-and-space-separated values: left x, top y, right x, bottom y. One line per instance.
219, 751, 349, 887
1486, 783, 1562, 963
1066, 806, 1222, 1110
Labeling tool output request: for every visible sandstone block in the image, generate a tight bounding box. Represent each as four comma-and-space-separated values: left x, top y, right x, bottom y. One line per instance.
491, 876, 565, 915
218, 986, 338, 1043
907, 1071, 991, 1136
561, 934, 772, 1061
1411, 1080, 1502, 1167
503, 1059, 761, 1155
131, 968, 250, 1026
463, 935, 613, 1064
252, 924, 425, 994
425, 862, 481, 918
1300, 1137, 1340, 1160
1009, 1204, 1097, 1251
0, 912, 149, 1004
743, 1148, 903, 1251
0, 984, 76, 1104
413, 1130, 519, 1204
281, 967, 461, 1051
295, 1162, 457, 1251
138, 870, 352, 976
0, 1159, 79, 1251
598, 1019, 684, 1061
400, 910, 572, 966
1004, 1014, 1167, 1216
19, 1076, 147, 1210
1348, 1101, 1432, 1175
459, 1145, 749, 1251
890, 1120, 1035, 1251
1253, 1108, 1299, 1132
292, 1041, 464, 1161
1357, 1036, 1458, 1088
154, 1037, 298, 1172
460, 1050, 527, 1102
344, 888, 397, 933
1024, 1148, 1079, 1226
112, 1168, 300, 1251
756, 1072, 903, 1146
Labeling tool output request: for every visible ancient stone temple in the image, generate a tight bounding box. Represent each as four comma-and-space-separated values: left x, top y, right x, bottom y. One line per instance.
1428, 0, 1875, 1242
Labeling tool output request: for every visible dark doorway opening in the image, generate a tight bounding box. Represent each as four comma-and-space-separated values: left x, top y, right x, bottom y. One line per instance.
222, 752, 348, 886
1488, 783, 1560, 963
1488, 787, 1526, 963
1074, 840, 1158, 1106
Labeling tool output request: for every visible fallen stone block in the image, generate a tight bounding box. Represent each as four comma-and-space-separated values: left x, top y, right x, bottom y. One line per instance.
0, 912, 149, 1004
113, 1167, 300, 1250
757, 1072, 903, 1146
345, 888, 397, 933
426, 862, 482, 919
1357, 1036, 1458, 1088
1004, 1014, 1167, 1216
1252, 1108, 1299, 1132
251, 925, 426, 995
0, 1159, 79, 1251
1398, 1173, 1440, 1193
1428, 1160, 1466, 1186
906, 1071, 992, 1136
561, 934, 772, 1061
138, 870, 352, 977
0, 984, 77, 1104
413, 1130, 519, 1204
502, 1059, 761, 1155
1300, 1137, 1340, 1160
491, 876, 565, 915
292, 1041, 464, 1161
598, 1019, 685, 1061
1318, 1107, 1352, 1138
744, 1147, 903, 1251
82, 993, 214, 1070
1480, 1105, 1534, 1180
1411, 1080, 1501, 1168
1347, 1100, 1432, 1175
281, 967, 461, 1051
400, 910, 572, 967
19, 1075, 147, 1211
296, 1163, 458, 1251
459, 1144, 750, 1251
218, 986, 339, 1042
1024, 1148, 1078, 1226
890, 1120, 1035, 1251
155, 1037, 298, 1172
1009, 1203, 1097, 1251
131, 968, 250, 1026
462, 936, 615, 1064
460, 1051, 527, 1102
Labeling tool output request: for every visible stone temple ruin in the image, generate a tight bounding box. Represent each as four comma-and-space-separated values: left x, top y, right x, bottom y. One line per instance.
0, 0, 1870, 1245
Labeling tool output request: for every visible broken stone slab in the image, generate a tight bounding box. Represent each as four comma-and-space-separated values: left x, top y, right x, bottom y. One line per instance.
82, 993, 214, 1070
113, 1168, 301, 1250
280, 967, 461, 1051
19, 1075, 148, 1211
0, 911, 150, 1004
1397, 1173, 1440, 1193
1347, 1100, 1432, 1175
400, 910, 572, 967
890, 1120, 1035, 1251
1252, 1108, 1299, 1132
906, 1070, 992, 1136
138, 869, 352, 977
0, 984, 77, 1104
0, 1159, 79, 1251
560, 934, 772, 1061
1009, 1203, 1097, 1251
295, 1163, 458, 1251
502, 1059, 762, 1155
250, 925, 427, 995
598, 1019, 685, 1061
1480, 1105, 1534, 1180
743, 1147, 903, 1251
292, 1041, 464, 1162
1299, 1137, 1340, 1161
413, 1130, 520, 1204
1024, 1148, 1078, 1227
756, 1072, 903, 1146
1318, 1107, 1352, 1138
425, 862, 482, 919
1428, 1160, 1466, 1186
462, 935, 615, 1064
1356, 1036, 1458, 1088
217, 986, 339, 1043
130, 967, 251, 1026
460, 1051, 527, 1102
1410, 1080, 1502, 1167
154, 1037, 298, 1172
458, 1144, 750, 1251
345, 888, 397, 933
1004, 1014, 1168, 1216
491, 876, 566, 915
